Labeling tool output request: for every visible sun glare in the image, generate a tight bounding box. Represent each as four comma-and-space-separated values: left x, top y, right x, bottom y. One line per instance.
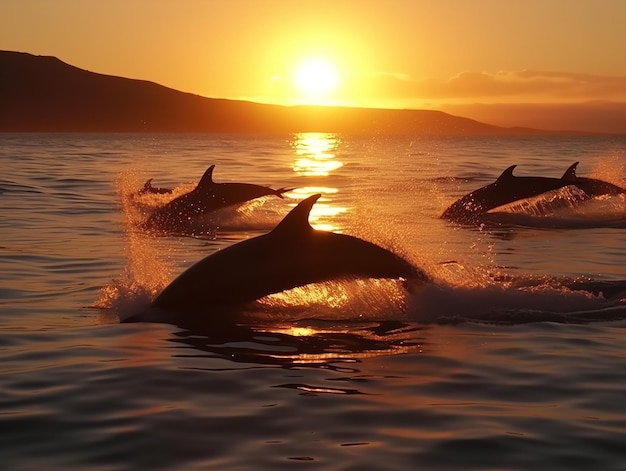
293, 59, 339, 102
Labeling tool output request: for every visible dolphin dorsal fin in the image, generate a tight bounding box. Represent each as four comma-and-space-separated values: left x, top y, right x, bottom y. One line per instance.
272, 193, 321, 235
561, 162, 579, 181
496, 165, 517, 182
197, 165, 216, 188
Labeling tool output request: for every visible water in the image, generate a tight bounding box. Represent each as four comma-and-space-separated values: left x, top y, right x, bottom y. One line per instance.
1, 132, 626, 470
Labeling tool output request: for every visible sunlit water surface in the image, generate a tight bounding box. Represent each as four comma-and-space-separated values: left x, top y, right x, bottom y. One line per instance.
1, 132, 626, 470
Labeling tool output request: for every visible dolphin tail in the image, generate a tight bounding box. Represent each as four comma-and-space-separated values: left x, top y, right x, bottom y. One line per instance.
273, 187, 296, 198
137, 178, 154, 194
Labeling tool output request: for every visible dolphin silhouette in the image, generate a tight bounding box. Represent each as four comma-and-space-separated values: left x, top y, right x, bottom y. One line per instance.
128, 194, 427, 322
563, 161, 626, 198
144, 165, 293, 231
441, 164, 577, 223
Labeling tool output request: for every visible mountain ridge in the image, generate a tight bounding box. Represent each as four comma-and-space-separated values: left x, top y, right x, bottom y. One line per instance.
0, 51, 594, 135
441, 101, 626, 135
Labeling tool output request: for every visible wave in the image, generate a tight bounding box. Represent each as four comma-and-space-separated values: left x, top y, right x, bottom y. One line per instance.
251, 274, 626, 326
98, 272, 626, 328
481, 190, 626, 229
94, 268, 626, 367
406, 276, 626, 325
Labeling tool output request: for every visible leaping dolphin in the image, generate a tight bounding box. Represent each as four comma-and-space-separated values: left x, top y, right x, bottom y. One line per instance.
144, 165, 293, 231
441, 164, 578, 223
564, 161, 626, 198
126, 194, 427, 324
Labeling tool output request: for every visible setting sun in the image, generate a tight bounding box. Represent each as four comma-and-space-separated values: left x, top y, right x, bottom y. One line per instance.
293, 59, 339, 102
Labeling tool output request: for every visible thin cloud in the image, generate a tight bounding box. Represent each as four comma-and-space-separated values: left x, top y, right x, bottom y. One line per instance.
365, 70, 626, 102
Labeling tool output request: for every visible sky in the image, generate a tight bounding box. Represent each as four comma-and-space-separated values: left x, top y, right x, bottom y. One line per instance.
2, 0, 626, 109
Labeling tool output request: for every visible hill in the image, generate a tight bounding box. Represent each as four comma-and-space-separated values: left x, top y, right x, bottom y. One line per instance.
441, 102, 626, 135
0, 51, 563, 135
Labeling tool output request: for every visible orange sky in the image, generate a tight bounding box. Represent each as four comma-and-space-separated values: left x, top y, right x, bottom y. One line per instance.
2, 0, 626, 108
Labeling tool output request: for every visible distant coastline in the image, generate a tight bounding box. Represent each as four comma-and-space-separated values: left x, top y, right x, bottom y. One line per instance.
0, 51, 622, 135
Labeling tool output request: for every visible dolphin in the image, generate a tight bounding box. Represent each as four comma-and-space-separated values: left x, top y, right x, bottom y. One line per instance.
563, 161, 626, 198
441, 164, 578, 223
144, 165, 293, 231
127, 194, 427, 323
137, 178, 173, 195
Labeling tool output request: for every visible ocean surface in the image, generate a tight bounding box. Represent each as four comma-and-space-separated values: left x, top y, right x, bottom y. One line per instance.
1, 132, 626, 470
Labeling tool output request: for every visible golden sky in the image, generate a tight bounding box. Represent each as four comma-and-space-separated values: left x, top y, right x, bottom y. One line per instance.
2, 0, 626, 108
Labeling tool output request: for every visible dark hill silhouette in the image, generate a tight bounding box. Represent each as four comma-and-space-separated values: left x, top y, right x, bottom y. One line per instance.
0, 51, 551, 134
441, 102, 626, 135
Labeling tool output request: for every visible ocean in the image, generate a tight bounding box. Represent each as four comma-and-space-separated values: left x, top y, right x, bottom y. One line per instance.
1, 132, 626, 470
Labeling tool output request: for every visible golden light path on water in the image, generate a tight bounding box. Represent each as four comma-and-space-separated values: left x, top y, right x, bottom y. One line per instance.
251, 132, 397, 314
292, 132, 343, 177
289, 132, 346, 231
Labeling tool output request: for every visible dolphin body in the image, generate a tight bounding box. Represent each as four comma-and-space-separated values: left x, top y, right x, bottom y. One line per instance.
441, 164, 578, 223
564, 161, 626, 198
144, 165, 293, 231
127, 194, 427, 324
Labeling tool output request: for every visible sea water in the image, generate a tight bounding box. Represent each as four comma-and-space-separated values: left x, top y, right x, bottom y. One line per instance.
1, 132, 626, 470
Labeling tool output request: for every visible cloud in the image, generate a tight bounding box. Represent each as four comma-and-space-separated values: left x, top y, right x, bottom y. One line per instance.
363, 70, 626, 103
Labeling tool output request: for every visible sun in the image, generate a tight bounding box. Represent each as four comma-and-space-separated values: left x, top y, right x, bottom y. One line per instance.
293, 58, 339, 101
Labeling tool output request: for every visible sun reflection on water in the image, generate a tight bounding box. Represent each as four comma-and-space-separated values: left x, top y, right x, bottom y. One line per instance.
289, 133, 346, 231
292, 132, 343, 177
